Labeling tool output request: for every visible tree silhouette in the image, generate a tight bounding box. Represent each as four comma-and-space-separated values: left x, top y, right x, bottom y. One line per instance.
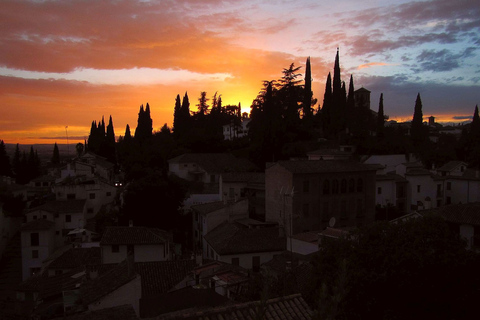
411, 93, 427, 149
376, 93, 385, 139
0, 140, 11, 177
51, 142, 60, 165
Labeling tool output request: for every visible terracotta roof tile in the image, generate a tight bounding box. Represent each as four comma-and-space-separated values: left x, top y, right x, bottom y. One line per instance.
100, 226, 171, 245
204, 222, 286, 255
158, 293, 313, 320
133, 260, 197, 297
433, 203, 480, 226
47, 247, 101, 270
28, 199, 86, 214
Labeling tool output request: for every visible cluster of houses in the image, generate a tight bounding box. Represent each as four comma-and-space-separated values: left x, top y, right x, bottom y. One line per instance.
1, 138, 480, 318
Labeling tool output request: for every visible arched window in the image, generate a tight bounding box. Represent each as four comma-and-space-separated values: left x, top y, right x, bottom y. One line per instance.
357, 178, 363, 192
349, 178, 355, 193
341, 179, 347, 193
323, 180, 330, 195
332, 180, 339, 194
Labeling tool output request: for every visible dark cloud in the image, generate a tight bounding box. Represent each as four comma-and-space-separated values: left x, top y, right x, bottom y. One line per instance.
412, 47, 477, 72
453, 115, 473, 120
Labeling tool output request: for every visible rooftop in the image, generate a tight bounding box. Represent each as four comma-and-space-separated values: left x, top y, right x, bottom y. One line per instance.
100, 226, 171, 245
204, 221, 286, 255
28, 199, 86, 214
169, 153, 257, 174
158, 293, 313, 320
46, 247, 101, 270
20, 219, 55, 231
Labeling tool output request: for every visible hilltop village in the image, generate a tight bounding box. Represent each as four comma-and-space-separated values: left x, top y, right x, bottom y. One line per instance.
1, 51, 480, 319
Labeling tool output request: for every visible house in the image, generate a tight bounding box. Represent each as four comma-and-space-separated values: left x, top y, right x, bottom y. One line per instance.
405, 168, 443, 210
435, 161, 480, 205
28, 174, 56, 199
203, 221, 286, 271
100, 226, 172, 264
81, 258, 141, 317
265, 160, 377, 234
158, 293, 313, 320
44, 247, 101, 277
307, 145, 355, 161
26, 199, 87, 248
221, 172, 263, 203
222, 115, 251, 140
168, 153, 257, 208
432, 203, 480, 250
191, 199, 248, 252
288, 231, 320, 255
375, 172, 409, 214
20, 219, 55, 281
73, 152, 115, 183
54, 176, 117, 218
318, 227, 350, 246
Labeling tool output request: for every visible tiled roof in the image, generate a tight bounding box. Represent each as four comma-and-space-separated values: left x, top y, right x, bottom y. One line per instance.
47, 247, 101, 270
221, 172, 264, 183
190, 201, 230, 215
204, 222, 286, 255
169, 153, 257, 173
100, 226, 171, 245
261, 251, 312, 275
435, 203, 480, 226
405, 168, 432, 176
59, 304, 138, 320
81, 259, 138, 305
291, 231, 319, 243
133, 260, 197, 297
20, 219, 55, 231
275, 160, 376, 174
40, 267, 87, 299
320, 227, 349, 239
158, 293, 313, 320
437, 161, 466, 172
28, 199, 86, 214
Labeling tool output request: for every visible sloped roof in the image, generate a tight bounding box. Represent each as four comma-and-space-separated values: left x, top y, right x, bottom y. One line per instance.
274, 160, 376, 174
169, 153, 257, 173
158, 293, 313, 320
57, 304, 137, 320
221, 172, 264, 183
47, 247, 101, 270
100, 226, 171, 245
81, 259, 138, 305
190, 201, 230, 215
291, 231, 319, 243
437, 161, 467, 172
28, 199, 86, 214
204, 222, 286, 255
20, 219, 55, 231
133, 260, 197, 297
435, 203, 480, 226
404, 168, 432, 176
320, 227, 350, 239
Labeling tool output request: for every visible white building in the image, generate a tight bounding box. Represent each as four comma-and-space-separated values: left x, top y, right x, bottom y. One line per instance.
100, 226, 172, 264
20, 219, 55, 281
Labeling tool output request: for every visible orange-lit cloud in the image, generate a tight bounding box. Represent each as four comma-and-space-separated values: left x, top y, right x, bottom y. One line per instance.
357, 62, 399, 70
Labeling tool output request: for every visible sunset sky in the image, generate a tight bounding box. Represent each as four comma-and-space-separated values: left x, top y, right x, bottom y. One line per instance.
1, 0, 479, 144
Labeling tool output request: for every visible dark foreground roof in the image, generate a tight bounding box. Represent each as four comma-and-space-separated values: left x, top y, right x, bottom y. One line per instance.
274, 160, 376, 174
56, 304, 137, 320
47, 247, 101, 270
204, 222, 286, 255
158, 293, 313, 320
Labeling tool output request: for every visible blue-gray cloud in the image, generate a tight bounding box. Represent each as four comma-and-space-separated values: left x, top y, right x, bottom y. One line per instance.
412, 47, 477, 72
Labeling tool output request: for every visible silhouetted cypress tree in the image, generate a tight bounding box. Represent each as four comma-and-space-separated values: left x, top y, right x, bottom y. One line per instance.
303, 57, 313, 119
51, 142, 60, 165
411, 93, 426, 148
105, 115, 116, 163
124, 124, 132, 141
196, 91, 209, 116
135, 103, 153, 143
173, 94, 182, 138
377, 93, 385, 139
321, 72, 333, 135
12, 144, 20, 177
466, 105, 480, 167
0, 140, 11, 177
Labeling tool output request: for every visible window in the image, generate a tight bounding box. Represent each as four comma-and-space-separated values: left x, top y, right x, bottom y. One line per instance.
340, 179, 347, 194
56, 231, 60, 235
357, 199, 364, 217
32, 250, 38, 259
229, 188, 234, 198
35, 182, 41, 187
323, 180, 330, 195
33, 215, 37, 220
232, 257, 239, 266
65, 215, 71, 223
87, 208, 94, 214
332, 180, 339, 194
322, 202, 330, 221
447, 182, 451, 191
303, 203, 309, 217
210, 175, 215, 183
377, 187, 382, 195
303, 180, 310, 193
112, 245, 119, 253
127, 245, 134, 255
349, 179, 355, 193
42, 215, 47, 220
357, 179, 363, 192
106, 192, 112, 197
30, 233, 39, 246
89, 193, 96, 199
446, 197, 451, 205
417, 185, 421, 193
42, 182, 48, 187
67, 194, 76, 200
